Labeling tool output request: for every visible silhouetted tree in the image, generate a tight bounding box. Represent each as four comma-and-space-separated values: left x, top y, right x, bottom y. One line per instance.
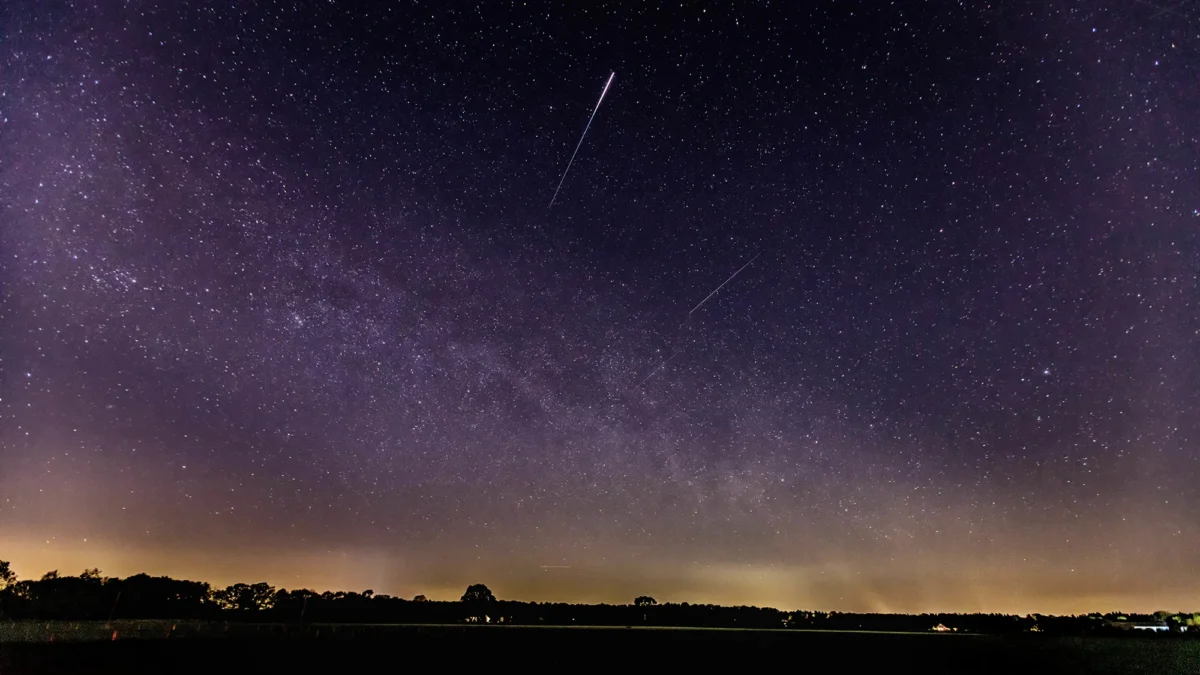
635, 596, 657, 607
0, 560, 15, 619
461, 584, 496, 604
112, 574, 210, 619
215, 582, 276, 611
15, 570, 114, 619
413, 594, 428, 602
461, 584, 497, 622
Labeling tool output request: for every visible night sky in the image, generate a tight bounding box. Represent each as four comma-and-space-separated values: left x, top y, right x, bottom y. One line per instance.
2, 1, 1198, 614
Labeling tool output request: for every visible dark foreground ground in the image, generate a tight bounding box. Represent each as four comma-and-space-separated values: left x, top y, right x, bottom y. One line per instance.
1, 625, 1197, 674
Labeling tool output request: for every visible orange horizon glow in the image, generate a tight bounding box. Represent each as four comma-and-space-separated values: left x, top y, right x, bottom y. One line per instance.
3, 536, 1195, 617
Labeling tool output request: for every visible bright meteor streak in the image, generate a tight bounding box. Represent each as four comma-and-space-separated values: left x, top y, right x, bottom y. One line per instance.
548, 71, 615, 209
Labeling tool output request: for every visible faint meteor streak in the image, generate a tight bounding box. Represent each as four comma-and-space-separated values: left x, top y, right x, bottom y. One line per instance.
634, 253, 762, 390
633, 348, 681, 389
548, 71, 616, 209
688, 253, 761, 315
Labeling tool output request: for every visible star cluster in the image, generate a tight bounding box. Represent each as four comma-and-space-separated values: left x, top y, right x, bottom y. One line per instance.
1, 1, 1197, 613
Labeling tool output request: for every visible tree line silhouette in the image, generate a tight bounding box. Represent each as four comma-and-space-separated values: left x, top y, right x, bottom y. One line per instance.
1, 561, 1197, 635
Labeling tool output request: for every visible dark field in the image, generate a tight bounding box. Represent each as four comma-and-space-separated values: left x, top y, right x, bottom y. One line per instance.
1, 624, 1198, 674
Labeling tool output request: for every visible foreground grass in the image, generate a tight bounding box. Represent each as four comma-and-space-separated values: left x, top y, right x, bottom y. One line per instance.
1, 621, 1197, 674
